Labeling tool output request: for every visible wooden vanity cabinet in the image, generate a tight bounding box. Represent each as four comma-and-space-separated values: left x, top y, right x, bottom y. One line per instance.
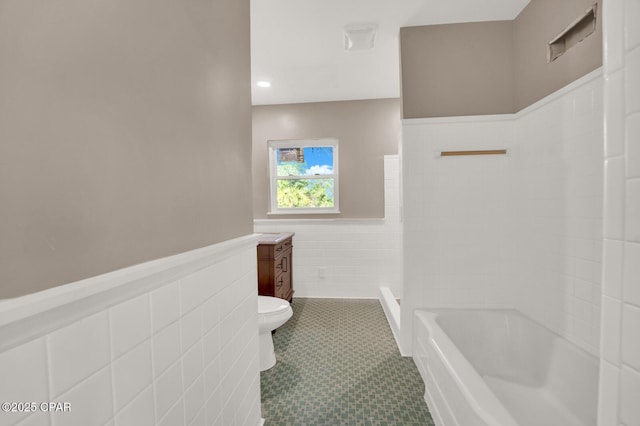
257, 233, 294, 302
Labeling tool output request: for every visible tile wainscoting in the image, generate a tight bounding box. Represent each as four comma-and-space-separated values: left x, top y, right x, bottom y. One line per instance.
0, 235, 263, 426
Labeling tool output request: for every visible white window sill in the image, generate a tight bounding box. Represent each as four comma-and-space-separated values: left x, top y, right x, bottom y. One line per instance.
268, 210, 341, 215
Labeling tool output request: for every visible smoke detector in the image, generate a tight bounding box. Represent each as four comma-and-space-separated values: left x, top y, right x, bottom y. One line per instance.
343, 24, 378, 51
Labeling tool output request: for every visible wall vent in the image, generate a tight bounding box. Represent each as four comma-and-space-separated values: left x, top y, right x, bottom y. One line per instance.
548, 4, 597, 62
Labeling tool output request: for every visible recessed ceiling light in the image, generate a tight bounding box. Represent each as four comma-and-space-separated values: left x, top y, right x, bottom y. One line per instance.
256, 81, 271, 88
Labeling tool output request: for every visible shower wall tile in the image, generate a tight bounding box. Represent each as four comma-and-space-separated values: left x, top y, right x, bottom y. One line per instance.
400, 116, 517, 353
602, 0, 624, 73
0, 240, 261, 426
400, 71, 604, 356
620, 366, 640, 426
621, 304, 640, 370
605, 158, 626, 240
627, 0, 640, 49
600, 1, 640, 424
627, 47, 640, 114
626, 179, 640, 241
627, 113, 640, 177
515, 73, 604, 355
623, 242, 640, 306
603, 240, 624, 298
598, 361, 621, 426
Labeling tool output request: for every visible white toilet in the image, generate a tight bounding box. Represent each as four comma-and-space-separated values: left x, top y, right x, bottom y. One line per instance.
258, 295, 293, 371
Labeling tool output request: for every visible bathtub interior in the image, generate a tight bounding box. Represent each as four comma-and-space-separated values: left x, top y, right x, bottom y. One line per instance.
434, 310, 556, 386
415, 309, 598, 426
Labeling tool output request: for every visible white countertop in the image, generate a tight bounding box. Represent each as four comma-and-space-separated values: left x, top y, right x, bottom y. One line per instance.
257, 232, 295, 245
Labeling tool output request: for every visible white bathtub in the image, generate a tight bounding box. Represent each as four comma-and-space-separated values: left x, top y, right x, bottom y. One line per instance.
413, 309, 598, 426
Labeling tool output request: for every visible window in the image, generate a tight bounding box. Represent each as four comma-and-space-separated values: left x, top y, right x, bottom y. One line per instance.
268, 138, 339, 214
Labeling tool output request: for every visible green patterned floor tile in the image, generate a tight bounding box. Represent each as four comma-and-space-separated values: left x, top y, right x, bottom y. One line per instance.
261, 298, 435, 426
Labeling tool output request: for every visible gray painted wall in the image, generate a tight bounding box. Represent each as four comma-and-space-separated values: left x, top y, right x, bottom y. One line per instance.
0, 0, 253, 297
252, 99, 401, 219
401, 21, 515, 118
513, 0, 602, 110
400, 0, 602, 118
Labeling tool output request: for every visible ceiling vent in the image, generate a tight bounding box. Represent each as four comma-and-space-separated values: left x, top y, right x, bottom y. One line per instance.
343, 24, 378, 51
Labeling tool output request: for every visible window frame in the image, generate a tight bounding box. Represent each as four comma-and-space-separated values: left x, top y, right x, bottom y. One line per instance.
268, 138, 340, 215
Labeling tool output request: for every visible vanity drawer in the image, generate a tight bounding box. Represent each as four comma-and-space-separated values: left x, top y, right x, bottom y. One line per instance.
275, 269, 292, 300
274, 250, 291, 275
274, 238, 292, 257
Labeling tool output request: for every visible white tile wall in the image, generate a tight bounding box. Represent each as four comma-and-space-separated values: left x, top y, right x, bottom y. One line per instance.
515, 73, 604, 355
621, 304, 640, 371
0, 339, 49, 425
602, 296, 622, 364
110, 294, 151, 360
623, 242, 640, 305
154, 360, 183, 420
401, 70, 604, 356
115, 386, 155, 426
627, 113, 640, 177
0, 238, 262, 426
604, 240, 625, 299
620, 366, 640, 425
48, 311, 111, 397
400, 115, 518, 353
54, 367, 114, 426
254, 155, 403, 300
600, 2, 640, 424
605, 157, 627, 240
150, 282, 181, 334
599, 361, 621, 426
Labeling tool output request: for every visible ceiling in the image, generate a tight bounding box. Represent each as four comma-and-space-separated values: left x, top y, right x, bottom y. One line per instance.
250, 0, 530, 106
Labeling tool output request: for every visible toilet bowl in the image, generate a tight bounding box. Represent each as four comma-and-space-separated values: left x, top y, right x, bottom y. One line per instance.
258, 295, 293, 371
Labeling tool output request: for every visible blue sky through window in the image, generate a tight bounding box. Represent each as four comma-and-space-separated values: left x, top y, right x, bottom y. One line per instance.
277, 146, 334, 176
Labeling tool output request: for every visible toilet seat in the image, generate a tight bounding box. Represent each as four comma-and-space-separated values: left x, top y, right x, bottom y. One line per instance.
258, 295, 290, 316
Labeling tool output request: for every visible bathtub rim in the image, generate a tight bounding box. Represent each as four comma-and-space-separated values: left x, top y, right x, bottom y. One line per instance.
414, 307, 600, 426
421, 307, 600, 364
415, 309, 519, 426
